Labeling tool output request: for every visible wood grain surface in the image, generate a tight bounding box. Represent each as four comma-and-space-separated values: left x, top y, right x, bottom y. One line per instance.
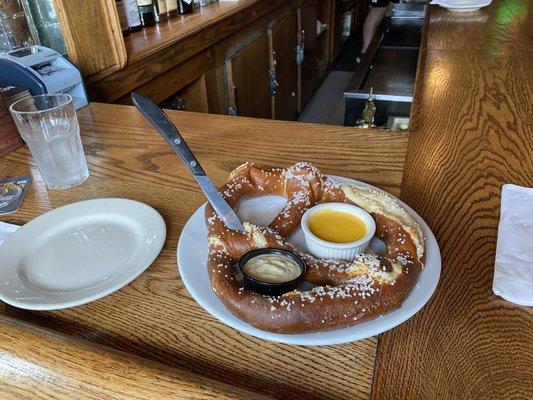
0, 315, 273, 400
0, 103, 408, 399
528, 0, 533, 39
114, 49, 215, 105
372, 1, 533, 399
0, 95, 23, 157
53, 0, 127, 83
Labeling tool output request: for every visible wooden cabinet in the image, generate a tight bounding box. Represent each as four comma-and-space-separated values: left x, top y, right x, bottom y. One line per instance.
330, 0, 343, 63
58, 0, 359, 122
160, 76, 210, 113
226, 34, 272, 119
331, 0, 357, 62
224, 11, 301, 120
114, 49, 215, 106
316, 0, 334, 77
297, 0, 319, 112
269, 12, 298, 120
180, 76, 211, 114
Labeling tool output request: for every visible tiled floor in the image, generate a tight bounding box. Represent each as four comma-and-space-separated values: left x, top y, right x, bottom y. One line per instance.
298, 33, 362, 126
297, 71, 352, 125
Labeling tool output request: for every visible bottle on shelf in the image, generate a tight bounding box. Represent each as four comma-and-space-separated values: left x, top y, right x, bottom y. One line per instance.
156, 0, 167, 21
137, 0, 156, 27
166, 0, 178, 16
177, 0, 194, 14
124, 0, 142, 32
115, 0, 130, 37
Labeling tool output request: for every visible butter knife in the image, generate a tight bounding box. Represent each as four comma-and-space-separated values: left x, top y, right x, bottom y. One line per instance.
131, 92, 245, 232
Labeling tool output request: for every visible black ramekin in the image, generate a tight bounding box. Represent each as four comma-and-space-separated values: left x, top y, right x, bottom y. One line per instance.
238, 248, 306, 296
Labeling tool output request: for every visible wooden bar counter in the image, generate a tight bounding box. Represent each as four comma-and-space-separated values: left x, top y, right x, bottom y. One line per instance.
0, 0, 532, 398
0, 103, 408, 399
373, 0, 533, 398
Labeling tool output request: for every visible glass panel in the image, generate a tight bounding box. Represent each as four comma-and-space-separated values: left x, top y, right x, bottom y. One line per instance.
22, 0, 66, 54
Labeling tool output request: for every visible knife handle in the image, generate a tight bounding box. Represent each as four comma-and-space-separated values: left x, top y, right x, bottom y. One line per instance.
131, 92, 205, 176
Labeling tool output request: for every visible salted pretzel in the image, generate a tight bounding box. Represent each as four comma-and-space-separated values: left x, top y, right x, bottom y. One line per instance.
204, 162, 425, 333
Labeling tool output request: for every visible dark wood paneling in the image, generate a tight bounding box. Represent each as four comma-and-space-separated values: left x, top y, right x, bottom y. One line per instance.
270, 11, 298, 120
114, 49, 214, 105
316, 0, 334, 77
204, 65, 227, 115
298, 0, 319, 111
228, 34, 272, 118
330, 0, 342, 63
0, 97, 23, 157
177, 76, 210, 114
89, 0, 301, 102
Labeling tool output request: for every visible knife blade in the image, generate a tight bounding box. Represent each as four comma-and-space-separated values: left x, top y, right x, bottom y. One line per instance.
131, 92, 245, 232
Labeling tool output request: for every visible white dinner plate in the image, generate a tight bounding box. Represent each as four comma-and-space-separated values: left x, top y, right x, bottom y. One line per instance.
432, 0, 492, 12
177, 177, 441, 345
0, 199, 166, 310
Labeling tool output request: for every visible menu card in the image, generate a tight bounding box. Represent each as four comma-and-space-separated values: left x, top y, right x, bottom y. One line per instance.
0, 175, 32, 215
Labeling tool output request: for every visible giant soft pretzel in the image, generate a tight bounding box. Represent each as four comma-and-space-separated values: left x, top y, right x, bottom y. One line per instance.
204, 162, 425, 333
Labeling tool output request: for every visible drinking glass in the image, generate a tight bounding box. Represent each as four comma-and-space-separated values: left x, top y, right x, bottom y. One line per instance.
10, 94, 89, 189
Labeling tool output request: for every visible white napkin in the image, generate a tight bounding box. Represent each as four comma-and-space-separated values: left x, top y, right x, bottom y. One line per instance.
493, 184, 533, 306
0, 221, 19, 245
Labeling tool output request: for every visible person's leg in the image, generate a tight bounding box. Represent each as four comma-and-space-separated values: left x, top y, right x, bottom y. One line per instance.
361, 6, 388, 54
356, 1, 389, 64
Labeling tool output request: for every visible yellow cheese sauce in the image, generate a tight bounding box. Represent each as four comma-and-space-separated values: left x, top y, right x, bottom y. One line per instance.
243, 254, 301, 283
309, 209, 367, 243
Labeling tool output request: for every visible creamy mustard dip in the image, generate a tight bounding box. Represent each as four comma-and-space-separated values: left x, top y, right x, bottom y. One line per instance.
309, 209, 367, 243
243, 254, 301, 283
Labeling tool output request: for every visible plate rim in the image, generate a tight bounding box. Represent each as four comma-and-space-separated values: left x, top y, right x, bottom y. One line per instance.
0, 198, 166, 311
433, 0, 491, 9
177, 176, 441, 345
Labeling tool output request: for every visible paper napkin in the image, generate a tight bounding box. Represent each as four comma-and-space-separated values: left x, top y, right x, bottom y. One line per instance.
493, 184, 533, 306
0, 221, 19, 245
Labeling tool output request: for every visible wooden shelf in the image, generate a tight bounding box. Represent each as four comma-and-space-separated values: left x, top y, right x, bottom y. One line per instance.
69, 0, 342, 110
125, 0, 260, 63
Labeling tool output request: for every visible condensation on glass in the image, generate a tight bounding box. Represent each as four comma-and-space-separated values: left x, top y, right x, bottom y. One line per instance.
9, 94, 89, 190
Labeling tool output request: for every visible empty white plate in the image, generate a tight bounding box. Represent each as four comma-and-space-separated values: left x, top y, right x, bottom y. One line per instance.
432, 0, 492, 12
0, 198, 166, 310
177, 176, 441, 345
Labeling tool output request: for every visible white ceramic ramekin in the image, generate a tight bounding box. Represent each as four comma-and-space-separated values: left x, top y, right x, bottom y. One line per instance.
301, 203, 376, 260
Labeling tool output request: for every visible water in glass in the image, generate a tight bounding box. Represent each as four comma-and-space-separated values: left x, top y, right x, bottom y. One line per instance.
10, 94, 89, 189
